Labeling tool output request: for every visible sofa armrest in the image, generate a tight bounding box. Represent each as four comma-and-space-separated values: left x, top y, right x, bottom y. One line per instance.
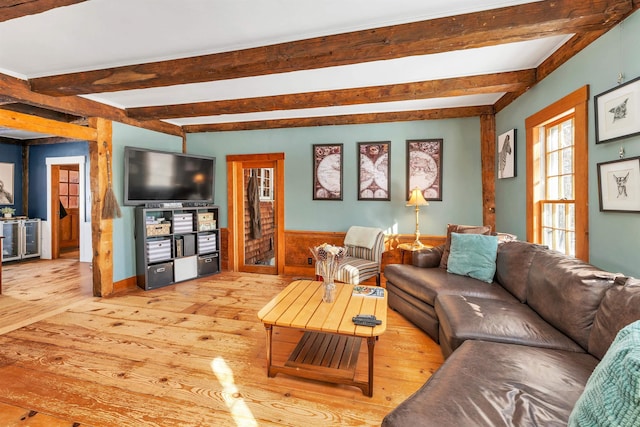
412, 244, 444, 268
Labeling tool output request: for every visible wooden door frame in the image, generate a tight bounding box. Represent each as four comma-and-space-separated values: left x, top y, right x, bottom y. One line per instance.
227, 153, 285, 274
48, 161, 83, 260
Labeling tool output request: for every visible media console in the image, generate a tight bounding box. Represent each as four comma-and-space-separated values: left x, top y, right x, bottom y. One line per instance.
134, 205, 220, 290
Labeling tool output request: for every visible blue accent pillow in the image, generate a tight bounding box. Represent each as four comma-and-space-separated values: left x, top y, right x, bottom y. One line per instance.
568, 320, 640, 426
446, 232, 498, 283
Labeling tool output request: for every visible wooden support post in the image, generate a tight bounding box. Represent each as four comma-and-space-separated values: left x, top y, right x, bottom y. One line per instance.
88, 118, 114, 297
480, 114, 496, 231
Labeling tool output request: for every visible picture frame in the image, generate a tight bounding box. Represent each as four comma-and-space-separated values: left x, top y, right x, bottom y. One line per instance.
595, 75, 640, 144
497, 129, 516, 179
406, 139, 443, 201
597, 156, 640, 212
0, 162, 15, 205
358, 141, 390, 201
313, 143, 343, 200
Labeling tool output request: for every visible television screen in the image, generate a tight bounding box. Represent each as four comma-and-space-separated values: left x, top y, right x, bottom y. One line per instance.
124, 147, 215, 206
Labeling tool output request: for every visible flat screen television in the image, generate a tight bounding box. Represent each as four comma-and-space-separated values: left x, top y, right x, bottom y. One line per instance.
124, 146, 216, 206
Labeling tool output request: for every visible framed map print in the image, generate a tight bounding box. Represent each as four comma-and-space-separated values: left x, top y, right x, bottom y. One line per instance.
406, 139, 443, 201
313, 143, 343, 200
358, 141, 390, 200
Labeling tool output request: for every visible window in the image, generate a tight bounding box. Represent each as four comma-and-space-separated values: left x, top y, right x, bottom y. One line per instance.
526, 86, 589, 261
252, 168, 274, 201
59, 167, 80, 209
539, 115, 575, 256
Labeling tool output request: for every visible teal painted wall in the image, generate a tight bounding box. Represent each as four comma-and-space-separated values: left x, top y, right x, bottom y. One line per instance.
496, 10, 640, 277
186, 118, 484, 234
111, 118, 484, 282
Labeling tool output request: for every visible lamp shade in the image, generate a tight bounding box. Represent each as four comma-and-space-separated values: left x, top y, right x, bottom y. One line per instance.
407, 187, 429, 207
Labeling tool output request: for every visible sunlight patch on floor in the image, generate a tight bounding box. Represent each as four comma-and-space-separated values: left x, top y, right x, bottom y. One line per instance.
211, 357, 258, 427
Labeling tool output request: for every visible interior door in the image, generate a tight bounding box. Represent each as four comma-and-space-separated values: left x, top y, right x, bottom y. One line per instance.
58, 165, 80, 251
227, 153, 285, 274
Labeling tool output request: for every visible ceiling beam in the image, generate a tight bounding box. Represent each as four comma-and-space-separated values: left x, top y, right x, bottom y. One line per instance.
0, 0, 87, 23
0, 72, 183, 136
0, 108, 96, 141
128, 70, 535, 121
28, 0, 633, 97
182, 105, 494, 133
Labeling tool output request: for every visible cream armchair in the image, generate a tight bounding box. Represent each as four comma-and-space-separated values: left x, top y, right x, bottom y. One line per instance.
316, 226, 386, 286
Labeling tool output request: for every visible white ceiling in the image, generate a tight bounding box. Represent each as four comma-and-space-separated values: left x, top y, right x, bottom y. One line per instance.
0, 0, 577, 130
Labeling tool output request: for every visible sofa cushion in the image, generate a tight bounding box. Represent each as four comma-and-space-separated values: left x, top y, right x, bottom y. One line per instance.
527, 250, 616, 350
588, 278, 640, 360
569, 320, 640, 426
382, 340, 599, 427
447, 232, 498, 283
495, 240, 546, 303
412, 244, 444, 268
384, 264, 516, 307
436, 294, 584, 358
438, 224, 492, 269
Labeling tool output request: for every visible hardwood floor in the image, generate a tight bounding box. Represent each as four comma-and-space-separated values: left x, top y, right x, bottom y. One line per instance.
0, 259, 443, 426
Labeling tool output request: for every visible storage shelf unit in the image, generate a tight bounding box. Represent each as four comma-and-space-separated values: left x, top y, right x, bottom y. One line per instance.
1, 218, 41, 262
135, 206, 220, 290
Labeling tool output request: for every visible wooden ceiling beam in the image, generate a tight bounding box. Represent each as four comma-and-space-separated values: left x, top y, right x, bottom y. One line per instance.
0, 0, 87, 23
0, 108, 96, 141
0, 72, 183, 136
28, 0, 632, 97
128, 70, 535, 120
182, 105, 494, 133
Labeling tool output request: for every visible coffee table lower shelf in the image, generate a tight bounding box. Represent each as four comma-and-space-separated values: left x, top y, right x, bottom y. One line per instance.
268, 330, 374, 396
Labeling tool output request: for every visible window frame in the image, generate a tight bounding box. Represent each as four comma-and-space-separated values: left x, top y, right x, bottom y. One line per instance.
525, 86, 589, 261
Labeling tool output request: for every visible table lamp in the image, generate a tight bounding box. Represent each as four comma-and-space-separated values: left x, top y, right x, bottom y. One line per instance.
407, 187, 428, 248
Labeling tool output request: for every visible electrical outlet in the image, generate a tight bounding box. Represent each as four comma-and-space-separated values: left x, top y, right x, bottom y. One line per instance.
307, 257, 312, 265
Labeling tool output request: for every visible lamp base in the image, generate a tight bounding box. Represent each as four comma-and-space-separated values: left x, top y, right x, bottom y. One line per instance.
410, 240, 425, 249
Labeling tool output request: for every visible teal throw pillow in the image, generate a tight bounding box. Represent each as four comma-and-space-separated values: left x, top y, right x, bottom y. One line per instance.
568, 320, 640, 427
447, 232, 498, 283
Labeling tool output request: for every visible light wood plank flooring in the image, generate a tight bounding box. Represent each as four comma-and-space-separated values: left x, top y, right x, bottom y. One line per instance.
0, 258, 443, 426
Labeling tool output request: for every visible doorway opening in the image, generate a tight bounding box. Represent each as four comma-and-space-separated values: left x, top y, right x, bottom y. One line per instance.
45, 156, 91, 263
227, 153, 285, 274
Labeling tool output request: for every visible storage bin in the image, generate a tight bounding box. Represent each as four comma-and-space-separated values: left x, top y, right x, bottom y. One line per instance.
198, 233, 217, 253
173, 213, 193, 234
174, 255, 197, 282
146, 223, 171, 236
146, 238, 172, 262
198, 253, 219, 276
147, 261, 173, 289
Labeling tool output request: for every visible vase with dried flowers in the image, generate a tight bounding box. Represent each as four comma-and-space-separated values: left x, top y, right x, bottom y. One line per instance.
310, 243, 347, 303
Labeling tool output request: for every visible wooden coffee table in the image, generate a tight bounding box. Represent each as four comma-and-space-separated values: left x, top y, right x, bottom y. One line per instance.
257, 280, 387, 397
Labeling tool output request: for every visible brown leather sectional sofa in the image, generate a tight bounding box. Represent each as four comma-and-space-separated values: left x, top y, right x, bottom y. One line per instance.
382, 240, 640, 426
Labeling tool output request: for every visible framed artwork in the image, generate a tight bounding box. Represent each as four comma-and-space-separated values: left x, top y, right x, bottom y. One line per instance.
497, 129, 516, 179
597, 156, 640, 212
358, 141, 390, 200
595, 75, 640, 144
313, 143, 343, 200
0, 162, 15, 205
406, 139, 442, 201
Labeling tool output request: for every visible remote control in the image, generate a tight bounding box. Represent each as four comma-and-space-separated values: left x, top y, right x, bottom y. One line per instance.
353, 314, 377, 321
353, 318, 382, 327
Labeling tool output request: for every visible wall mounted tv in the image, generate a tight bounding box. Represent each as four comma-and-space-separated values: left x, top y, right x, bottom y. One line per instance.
124, 147, 216, 206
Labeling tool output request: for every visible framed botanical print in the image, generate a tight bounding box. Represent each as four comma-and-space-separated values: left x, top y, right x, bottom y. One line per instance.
597, 156, 640, 212
313, 143, 343, 200
358, 141, 390, 200
406, 139, 443, 201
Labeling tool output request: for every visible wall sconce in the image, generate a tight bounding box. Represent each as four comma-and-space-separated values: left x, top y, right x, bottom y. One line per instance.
406, 187, 429, 248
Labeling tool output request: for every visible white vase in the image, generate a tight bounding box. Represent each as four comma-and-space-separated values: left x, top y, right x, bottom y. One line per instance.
3, 213, 10, 218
